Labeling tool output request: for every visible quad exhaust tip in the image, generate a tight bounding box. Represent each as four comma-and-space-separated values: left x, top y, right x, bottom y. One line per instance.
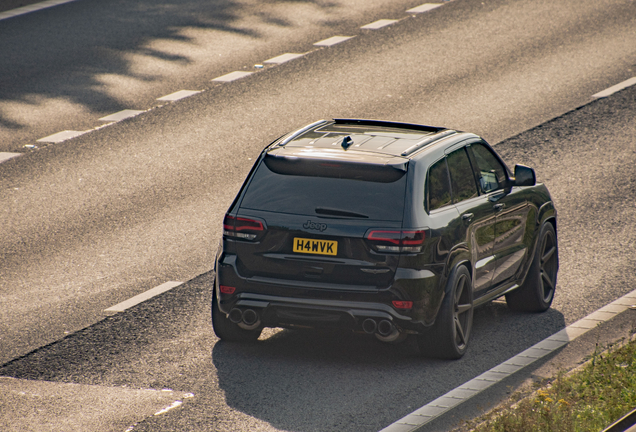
242, 309, 259, 326
229, 308, 243, 324
228, 308, 261, 330
362, 318, 377, 334
377, 320, 394, 337
362, 318, 401, 342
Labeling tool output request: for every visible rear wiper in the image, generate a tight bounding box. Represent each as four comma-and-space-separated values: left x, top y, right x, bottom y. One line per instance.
314, 207, 369, 219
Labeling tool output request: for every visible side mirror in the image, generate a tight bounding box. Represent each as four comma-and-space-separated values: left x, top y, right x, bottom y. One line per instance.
513, 164, 536, 187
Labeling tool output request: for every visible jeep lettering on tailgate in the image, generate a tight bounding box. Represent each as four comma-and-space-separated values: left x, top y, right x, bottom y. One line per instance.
293, 238, 337, 256
303, 220, 327, 231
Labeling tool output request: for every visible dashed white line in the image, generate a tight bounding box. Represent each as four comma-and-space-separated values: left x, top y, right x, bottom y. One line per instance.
314, 36, 355, 47
157, 90, 202, 102
0, 152, 21, 164
154, 400, 183, 416
264, 53, 306, 64
104, 281, 183, 314
361, 19, 399, 30
99, 109, 144, 122
36, 130, 87, 143
380, 288, 636, 432
406, 3, 444, 14
592, 77, 636, 98
212, 71, 254, 82
0, 0, 79, 21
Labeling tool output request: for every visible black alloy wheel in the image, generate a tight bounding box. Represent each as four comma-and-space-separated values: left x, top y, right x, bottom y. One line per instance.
418, 265, 474, 359
506, 222, 558, 312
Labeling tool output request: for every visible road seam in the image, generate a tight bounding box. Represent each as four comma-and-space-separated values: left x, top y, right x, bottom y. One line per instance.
379, 288, 636, 432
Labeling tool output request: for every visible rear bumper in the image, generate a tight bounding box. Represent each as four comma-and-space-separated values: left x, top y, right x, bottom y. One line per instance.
215, 252, 443, 334
226, 292, 412, 329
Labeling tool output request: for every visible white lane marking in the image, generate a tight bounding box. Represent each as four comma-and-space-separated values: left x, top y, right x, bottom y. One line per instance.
154, 400, 183, 416
264, 53, 305, 64
104, 281, 183, 314
0, 0, 79, 21
0, 376, 191, 432
157, 90, 202, 102
592, 77, 636, 98
99, 109, 144, 122
361, 19, 399, 30
379, 287, 636, 432
406, 3, 444, 14
212, 71, 253, 82
0, 152, 21, 164
36, 130, 87, 143
314, 36, 355, 47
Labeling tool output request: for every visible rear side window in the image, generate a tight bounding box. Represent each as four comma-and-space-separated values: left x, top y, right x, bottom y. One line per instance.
240, 158, 407, 221
427, 158, 452, 211
447, 148, 478, 203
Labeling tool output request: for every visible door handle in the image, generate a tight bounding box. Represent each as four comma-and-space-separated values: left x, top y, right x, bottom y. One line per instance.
462, 213, 474, 222
494, 203, 505, 211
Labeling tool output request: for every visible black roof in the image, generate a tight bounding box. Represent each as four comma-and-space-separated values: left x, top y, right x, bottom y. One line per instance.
269, 119, 458, 158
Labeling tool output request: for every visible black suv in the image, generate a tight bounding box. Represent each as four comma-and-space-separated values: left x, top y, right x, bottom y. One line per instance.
213, 119, 558, 359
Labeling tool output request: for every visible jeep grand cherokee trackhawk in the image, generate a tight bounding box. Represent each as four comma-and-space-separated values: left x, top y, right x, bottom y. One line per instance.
212, 119, 558, 359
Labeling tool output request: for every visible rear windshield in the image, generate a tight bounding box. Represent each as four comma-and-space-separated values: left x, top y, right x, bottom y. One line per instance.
240, 157, 407, 221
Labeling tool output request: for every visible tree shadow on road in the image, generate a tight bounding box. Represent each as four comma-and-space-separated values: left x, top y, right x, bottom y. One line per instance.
0, 0, 339, 138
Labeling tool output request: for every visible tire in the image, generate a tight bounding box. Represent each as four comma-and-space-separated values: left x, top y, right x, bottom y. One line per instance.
506, 222, 558, 312
212, 292, 262, 342
418, 265, 474, 359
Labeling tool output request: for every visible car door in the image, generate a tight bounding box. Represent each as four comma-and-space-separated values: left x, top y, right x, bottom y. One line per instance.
468, 142, 530, 289
444, 146, 497, 297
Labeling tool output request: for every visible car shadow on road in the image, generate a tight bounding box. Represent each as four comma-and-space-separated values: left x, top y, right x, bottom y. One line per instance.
211, 300, 566, 431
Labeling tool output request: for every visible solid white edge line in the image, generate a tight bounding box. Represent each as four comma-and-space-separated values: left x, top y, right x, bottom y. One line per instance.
104, 281, 183, 314
0, 0, 79, 21
592, 77, 636, 98
379, 287, 636, 432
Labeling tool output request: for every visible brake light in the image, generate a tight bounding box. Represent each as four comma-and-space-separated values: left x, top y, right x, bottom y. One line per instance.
365, 229, 426, 253
219, 285, 236, 294
392, 300, 413, 309
223, 214, 264, 240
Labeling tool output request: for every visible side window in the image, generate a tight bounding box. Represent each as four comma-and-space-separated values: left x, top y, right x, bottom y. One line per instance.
447, 147, 478, 203
427, 158, 452, 211
470, 143, 507, 193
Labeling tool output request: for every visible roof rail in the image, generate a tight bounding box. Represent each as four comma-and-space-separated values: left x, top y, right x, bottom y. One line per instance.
400, 130, 457, 156
333, 118, 445, 134
276, 120, 329, 147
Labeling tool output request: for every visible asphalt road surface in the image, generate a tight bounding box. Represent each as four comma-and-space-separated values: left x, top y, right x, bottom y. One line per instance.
1, 0, 635, 430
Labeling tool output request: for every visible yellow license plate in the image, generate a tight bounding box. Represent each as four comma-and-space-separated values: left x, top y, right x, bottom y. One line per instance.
293, 238, 338, 256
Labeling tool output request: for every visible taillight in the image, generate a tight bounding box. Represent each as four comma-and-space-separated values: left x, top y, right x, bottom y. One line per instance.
219, 285, 236, 294
392, 300, 413, 309
223, 214, 265, 240
365, 229, 426, 253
